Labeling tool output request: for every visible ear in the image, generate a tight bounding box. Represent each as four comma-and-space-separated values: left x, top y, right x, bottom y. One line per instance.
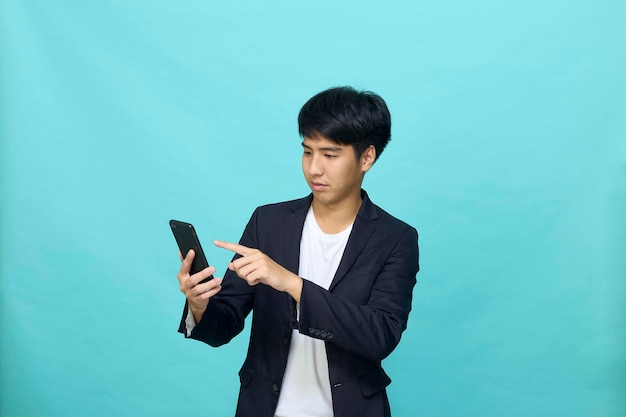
360, 145, 376, 173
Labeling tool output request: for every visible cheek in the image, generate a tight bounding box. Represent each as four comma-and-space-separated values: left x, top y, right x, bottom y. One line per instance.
337, 163, 359, 180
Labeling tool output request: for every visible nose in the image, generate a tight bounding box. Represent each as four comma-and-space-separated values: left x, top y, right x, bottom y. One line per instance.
305, 154, 323, 177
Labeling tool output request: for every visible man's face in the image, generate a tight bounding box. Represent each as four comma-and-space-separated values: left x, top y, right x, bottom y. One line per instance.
301, 135, 374, 208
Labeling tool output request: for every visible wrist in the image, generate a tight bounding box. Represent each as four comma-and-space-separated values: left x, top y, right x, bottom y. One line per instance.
189, 302, 207, 323
286, 274, 303, 303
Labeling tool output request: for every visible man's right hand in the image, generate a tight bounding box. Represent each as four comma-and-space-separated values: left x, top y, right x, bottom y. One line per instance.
176, 249, 222, 323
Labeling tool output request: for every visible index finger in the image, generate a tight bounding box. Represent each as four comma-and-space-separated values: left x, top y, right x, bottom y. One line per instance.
214, 240, 253, 256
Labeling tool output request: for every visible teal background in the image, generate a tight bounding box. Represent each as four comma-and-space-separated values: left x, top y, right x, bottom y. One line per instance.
1, 1, 625, 416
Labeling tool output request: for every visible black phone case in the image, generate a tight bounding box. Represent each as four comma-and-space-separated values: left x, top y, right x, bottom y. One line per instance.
169, 219, 213, 282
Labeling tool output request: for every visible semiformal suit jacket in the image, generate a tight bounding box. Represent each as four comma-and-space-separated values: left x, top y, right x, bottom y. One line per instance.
179, 190, 419, 417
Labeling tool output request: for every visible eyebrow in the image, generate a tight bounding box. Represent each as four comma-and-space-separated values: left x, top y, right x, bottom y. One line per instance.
301, 142, 343, 152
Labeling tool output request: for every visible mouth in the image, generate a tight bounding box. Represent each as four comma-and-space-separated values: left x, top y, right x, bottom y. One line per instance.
310, 182, 327, 191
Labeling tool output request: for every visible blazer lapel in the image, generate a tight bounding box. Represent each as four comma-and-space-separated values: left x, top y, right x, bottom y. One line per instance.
329, 191, 378, 292
283, 195, 312, 329
282, 194, 312, 275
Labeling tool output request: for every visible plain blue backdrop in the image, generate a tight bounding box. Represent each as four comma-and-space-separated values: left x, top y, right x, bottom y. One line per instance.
1, 1, 624, 416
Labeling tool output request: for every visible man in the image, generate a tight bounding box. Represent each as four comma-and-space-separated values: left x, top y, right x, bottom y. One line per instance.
176, 86, 419, 417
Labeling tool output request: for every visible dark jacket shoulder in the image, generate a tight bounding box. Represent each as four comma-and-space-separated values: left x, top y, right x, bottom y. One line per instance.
254, 195, 312, 215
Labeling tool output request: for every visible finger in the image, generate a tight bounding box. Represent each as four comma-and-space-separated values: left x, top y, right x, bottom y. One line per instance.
180, 249, 196, 274
177, 250, 195, 287
233, 262, 258, 280
177, 252, 194, 287
229, 252, 259, 271
233, 270, 260, 286
244, 277, 261, 286
178, 250, 183, 262
199, 283, 223, 300
189, 266, 216, 286
192, 277, 222, 296
214, 240, 254, 256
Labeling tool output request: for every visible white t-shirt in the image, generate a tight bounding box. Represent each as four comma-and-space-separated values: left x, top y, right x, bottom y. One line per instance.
274, 207, 352, 417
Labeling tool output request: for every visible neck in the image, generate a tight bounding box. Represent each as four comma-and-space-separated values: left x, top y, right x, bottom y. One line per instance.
311, 191, 363, 234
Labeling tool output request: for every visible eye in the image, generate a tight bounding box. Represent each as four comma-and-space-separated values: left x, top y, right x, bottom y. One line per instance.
303, 150, 312, 156
325, 154, 337, 159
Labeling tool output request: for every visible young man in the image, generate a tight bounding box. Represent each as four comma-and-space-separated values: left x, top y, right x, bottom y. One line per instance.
176, 86, 419, 417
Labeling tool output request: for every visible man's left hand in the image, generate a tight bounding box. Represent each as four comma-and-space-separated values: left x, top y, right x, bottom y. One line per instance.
214, 240, 303, 302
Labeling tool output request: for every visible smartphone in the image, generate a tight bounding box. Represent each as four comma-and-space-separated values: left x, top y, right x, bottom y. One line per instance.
169, 219, 213, 283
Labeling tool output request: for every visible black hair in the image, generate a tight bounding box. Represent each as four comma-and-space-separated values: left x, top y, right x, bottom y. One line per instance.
298, 86, 391, 161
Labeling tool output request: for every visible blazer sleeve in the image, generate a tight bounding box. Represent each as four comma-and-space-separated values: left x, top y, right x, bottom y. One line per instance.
297, 226, 419, 362
177, 209, 260, 347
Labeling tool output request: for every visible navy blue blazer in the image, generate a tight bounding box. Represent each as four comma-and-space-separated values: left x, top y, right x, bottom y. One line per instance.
179, 190, 419, 417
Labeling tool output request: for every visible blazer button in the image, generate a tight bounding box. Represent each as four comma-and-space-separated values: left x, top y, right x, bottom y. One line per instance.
314, 329, 321, 336
272, 383, 280, 393
282, 337, 290, 345
308, 327, 315, 334
326, 332, 334, 340
320, 330, 327, 338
